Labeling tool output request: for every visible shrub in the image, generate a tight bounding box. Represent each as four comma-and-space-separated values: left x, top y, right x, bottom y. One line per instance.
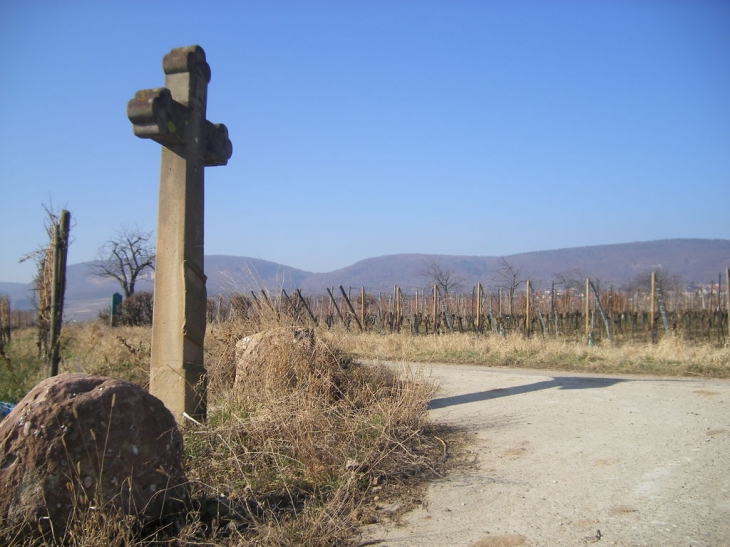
118, 291, 154, 327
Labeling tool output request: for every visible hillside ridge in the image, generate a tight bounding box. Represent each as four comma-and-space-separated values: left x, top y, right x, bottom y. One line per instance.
2, 239, 728, 319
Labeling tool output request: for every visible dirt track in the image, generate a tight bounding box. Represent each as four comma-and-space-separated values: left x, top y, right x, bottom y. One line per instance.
361, 363, 730, 547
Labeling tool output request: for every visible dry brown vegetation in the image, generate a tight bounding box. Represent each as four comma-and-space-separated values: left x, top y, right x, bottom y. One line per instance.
339, 331, 730, 378
2, 314, 728, 546
3, 320, 445, 546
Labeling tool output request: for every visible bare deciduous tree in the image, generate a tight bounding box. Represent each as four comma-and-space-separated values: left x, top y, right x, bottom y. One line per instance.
420, 257, 464, 295
629, 270, 675, 293
91, 225, 155, 298
493, 257, 525, 315
119, 291, 154, 326
555, 267, 588, 291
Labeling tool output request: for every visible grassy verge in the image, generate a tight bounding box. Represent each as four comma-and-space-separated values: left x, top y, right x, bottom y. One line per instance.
336, 330, 730, 378
0, 328, 46, 403
4, 321, 446, 546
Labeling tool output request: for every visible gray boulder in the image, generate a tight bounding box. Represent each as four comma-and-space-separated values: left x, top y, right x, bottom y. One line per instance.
235, 326, 316, 390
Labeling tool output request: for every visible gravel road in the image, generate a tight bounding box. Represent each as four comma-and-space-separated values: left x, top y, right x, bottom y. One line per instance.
361, 363, 730, 547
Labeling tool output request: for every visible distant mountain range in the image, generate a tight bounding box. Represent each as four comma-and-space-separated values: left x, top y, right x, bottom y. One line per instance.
2, 239, 728, 321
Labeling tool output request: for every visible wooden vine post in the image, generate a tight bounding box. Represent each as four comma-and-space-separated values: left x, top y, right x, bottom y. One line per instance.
476, 282, 483, 334
360, 287, 366, 332
393, 286, 397, 332
295, 288, 317, 325
326, 288, 346, 327
432, 284, 438, 334
589, 280, 612, 344
48, 209, 71, 377
726, 267, 730, 346
585, 277, 591, 345
650, 271, 657, 344
525, 279, 531, 337
551, 281, 557, 337
339, 285, 363, 332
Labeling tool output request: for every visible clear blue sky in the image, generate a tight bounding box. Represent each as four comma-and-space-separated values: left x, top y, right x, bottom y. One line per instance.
1, 1, 728, 283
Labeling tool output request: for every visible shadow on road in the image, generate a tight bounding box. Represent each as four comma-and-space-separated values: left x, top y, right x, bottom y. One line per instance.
428, 376, 626, 410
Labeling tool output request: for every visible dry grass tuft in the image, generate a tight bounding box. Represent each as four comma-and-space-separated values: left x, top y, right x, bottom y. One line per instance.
58, 323, 151, 387
338, 330, 730, 378
185, 321, 442, 546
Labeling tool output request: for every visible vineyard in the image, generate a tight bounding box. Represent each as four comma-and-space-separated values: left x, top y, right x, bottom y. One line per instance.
3, 270, 729, 347
207, 270, 730, 346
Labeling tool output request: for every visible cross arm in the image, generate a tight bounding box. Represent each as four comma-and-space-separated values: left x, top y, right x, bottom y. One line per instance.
127, 88, 232, 167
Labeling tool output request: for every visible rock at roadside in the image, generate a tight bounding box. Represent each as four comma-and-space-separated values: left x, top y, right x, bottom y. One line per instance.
0, 373, 188, 540
235, 326, 339, 395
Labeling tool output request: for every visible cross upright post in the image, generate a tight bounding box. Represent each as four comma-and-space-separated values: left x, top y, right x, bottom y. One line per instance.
127, 45, 232, 421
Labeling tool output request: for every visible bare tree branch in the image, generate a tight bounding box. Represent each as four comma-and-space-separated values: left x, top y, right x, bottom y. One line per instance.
492, 258, 525, 315
90, 225, 155, 297
554, 267, 587, 291
419, 257, 465, 295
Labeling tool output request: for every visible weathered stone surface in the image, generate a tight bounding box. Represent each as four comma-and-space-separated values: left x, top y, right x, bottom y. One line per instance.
128, 45, 233, 422
0, 373, 188, 539
235, 327, 319, 392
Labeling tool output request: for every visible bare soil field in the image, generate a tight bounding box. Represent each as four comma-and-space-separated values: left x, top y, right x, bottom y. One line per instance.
360, 363, 730, 547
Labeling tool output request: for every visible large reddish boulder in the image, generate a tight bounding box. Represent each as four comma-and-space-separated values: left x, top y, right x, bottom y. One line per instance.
0, 373, 188, 540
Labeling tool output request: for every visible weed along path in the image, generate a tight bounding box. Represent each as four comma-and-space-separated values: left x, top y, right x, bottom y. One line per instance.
360, 363, 730, 547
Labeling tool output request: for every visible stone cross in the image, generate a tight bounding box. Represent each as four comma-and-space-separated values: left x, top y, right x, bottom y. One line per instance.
127, 45, 232, 421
